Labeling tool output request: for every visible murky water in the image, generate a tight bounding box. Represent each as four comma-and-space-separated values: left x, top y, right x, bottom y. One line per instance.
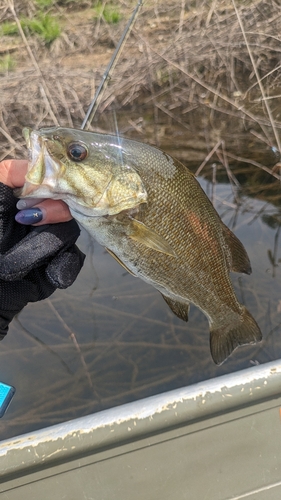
0, 168, 280, 441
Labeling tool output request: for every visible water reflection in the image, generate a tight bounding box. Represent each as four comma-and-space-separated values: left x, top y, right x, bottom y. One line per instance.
0, 176, 280, 441
261, 213, 281, 278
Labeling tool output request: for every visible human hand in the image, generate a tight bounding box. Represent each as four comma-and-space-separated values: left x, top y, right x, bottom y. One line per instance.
0, 159, 85, 339
0, 159, 71, 224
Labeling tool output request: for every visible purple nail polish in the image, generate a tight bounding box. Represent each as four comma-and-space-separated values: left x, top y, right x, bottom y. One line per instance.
15, 208, 43, 225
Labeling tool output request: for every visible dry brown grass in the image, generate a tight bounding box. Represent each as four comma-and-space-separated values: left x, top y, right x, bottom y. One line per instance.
0, 0, 281, 177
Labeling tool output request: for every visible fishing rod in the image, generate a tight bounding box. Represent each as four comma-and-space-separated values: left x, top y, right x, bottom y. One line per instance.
81, 0, 143, 131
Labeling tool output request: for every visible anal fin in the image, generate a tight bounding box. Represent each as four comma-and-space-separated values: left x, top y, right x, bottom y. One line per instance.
161, 294, 189, 322
222, 223, 252, 275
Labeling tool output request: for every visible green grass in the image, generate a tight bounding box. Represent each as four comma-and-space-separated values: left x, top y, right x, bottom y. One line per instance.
93, 2, 122, 24
0, 13, 61, 45
22, 14, 61, 43
34, 0, 55, 8
0, 22, 19, 36
0, 55, 15, 73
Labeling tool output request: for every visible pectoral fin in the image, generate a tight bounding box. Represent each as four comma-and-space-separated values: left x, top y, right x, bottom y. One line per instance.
105, 248, 136, 276
161, 294, 189, 322
129, 219, 176, 257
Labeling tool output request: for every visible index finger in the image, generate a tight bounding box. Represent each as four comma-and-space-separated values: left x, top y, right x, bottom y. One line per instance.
0, 160, 28, 188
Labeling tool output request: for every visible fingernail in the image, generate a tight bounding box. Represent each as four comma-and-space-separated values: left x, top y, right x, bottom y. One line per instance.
16, 200, 28, 209
15, 208, 44, 225
16, 198, 45, 210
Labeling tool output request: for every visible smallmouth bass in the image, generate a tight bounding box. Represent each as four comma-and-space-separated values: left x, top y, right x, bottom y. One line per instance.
17, 127, 262, 364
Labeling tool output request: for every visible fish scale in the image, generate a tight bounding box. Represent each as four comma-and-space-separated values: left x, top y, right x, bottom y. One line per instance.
16, 126, 262, 365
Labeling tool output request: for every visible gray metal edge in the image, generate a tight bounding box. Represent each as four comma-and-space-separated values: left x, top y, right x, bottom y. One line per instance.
0, 359, 281, 478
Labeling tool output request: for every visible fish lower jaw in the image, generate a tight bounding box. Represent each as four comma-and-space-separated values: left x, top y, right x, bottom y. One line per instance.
69, 205, 110, 218
68, 200, 137, 218
15, 182, 52, 199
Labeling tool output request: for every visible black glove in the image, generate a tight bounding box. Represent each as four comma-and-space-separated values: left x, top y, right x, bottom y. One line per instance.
0, 183, 85, 339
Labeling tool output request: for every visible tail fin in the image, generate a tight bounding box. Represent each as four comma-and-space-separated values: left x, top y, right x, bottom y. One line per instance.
210, 307, 262, 365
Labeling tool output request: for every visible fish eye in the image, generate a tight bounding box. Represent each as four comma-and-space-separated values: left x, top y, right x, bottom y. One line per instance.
67, 142, 88, 162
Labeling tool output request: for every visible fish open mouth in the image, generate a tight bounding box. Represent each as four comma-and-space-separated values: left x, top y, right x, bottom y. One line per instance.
15, 128, 61, 199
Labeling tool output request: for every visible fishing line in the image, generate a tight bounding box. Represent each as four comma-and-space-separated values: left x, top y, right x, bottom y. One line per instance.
111, 109, 124, 165
81, 0, 143, 131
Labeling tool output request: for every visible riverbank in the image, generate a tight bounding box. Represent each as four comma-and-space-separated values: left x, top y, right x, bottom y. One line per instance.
0, 0, 281, 178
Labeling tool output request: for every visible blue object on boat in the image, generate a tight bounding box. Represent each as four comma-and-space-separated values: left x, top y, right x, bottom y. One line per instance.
0, 382, 15, 418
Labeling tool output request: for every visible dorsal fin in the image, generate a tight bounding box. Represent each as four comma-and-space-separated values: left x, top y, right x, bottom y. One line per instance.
222, 223, 252, 275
